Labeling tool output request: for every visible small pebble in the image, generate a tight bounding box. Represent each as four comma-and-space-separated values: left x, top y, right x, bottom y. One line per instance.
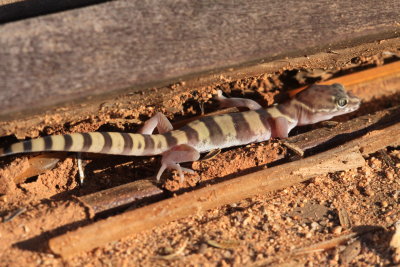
332, 226, 343, 235
311, 222, 320, 230
386, 171, 394, 180
364, 168, 372, 176
393, 248, 400, 264
305, 232, 312, 238
390, 221, 400, 248
382, 201, 389, 208
223, 250, 232, 258
364, 187, 374, 196
198, 243, 207, 254
332, 251, 340, 262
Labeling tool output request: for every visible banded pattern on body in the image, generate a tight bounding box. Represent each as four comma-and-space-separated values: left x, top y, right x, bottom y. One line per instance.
2, 132, 179, 157
180, 109, 272, 153
0, 109, 274, 157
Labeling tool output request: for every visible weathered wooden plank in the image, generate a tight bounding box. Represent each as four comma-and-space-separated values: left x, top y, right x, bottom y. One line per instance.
0, 0, 399, 119
0, 0, 107, 24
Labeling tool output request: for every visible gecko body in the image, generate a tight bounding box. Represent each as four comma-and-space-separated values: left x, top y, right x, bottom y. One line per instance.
0, 84, 360, 181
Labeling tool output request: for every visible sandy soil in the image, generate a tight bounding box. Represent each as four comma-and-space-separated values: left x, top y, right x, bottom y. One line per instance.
0, 51, 399, 266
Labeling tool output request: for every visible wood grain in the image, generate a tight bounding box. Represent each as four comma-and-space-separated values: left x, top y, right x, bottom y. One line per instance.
0, 0, 399, 119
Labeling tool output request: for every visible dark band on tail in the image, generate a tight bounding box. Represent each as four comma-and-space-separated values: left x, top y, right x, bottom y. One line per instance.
23, 140, 32, 152
81, 133, 92, 151
4, 145, 12, 155
100, 132, 112, 153
44, 136, 53, 150
64, 134, 73, 151
121, 133, 133, 155
143, 135, 154, 151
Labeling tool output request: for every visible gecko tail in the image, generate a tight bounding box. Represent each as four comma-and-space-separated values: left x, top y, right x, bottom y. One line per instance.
0, 132, 171, 157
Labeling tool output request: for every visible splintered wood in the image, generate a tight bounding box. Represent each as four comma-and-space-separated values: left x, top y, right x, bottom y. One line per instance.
49, 118, 400, 257
78, 179, 164, 214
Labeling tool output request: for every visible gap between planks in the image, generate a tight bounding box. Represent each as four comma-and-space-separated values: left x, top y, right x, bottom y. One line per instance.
49, 119, 400, 257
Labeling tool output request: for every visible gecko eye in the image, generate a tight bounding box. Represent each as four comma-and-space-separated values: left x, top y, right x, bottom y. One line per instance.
337, 98, 348, 107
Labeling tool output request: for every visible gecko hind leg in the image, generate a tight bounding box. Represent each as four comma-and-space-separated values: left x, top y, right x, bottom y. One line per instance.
157, 144, 200, 183
139, 112, 173, 134
216, 90, 262, 110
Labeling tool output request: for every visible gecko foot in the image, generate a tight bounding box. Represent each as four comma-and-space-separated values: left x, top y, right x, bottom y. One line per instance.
156, 144, 200, 183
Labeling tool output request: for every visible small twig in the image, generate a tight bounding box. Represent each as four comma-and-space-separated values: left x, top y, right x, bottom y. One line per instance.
92, 160, 134, 174
153, 239, 188, 260
201, 149, 221, 160
327, 50, 340, 55
293, 233, 357, 255
76, 152, 85, 185
248, 228, 377, 267
3, 207, 26, 223
338, 207, 352, 230
206, 239, 240, 249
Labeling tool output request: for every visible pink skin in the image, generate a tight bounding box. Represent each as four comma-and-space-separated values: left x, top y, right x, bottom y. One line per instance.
138, 112, 173, 134
139, 113, 200, 182
216, 90, 262, 110
157, 144, 200, 182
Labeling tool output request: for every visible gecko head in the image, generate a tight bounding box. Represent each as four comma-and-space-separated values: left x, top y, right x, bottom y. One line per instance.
293, 83, 361, 124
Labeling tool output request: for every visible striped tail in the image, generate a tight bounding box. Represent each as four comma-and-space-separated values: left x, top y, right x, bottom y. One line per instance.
0, 131, 182, 157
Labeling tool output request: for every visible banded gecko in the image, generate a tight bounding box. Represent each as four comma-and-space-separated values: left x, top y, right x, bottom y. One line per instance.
0, 84, 360, 181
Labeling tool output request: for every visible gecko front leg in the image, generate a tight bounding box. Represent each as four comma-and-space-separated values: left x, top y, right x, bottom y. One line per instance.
157, 144, 200, 183
139, 112, 174, 134
216, 90, 262, 110
273, 117, 305, 156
